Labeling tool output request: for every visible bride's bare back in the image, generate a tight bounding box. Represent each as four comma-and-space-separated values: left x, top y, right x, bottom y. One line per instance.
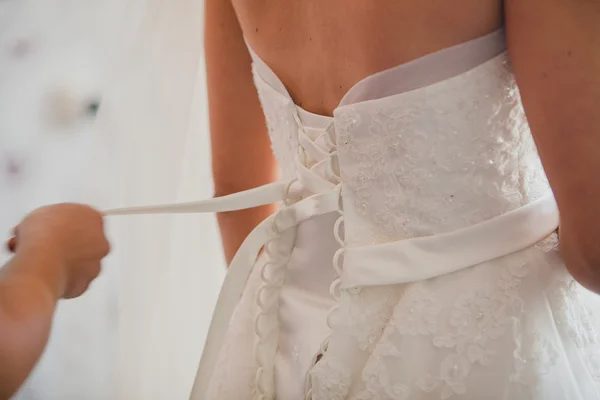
234, 0, 502, 115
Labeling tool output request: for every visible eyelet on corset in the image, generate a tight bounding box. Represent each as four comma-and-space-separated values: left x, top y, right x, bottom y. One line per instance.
259, 261, 281, 286
332, 249, 344, 282
255, 367, 268, 396
282, 178, 300, 206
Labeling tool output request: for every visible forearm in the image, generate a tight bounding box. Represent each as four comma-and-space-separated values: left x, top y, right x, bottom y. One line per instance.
506, 1, 600, 290
206, 0, 279, 265
525, 57, 600, 289
0, 249, 63, 398
217, 205, 277, 265
508, 6, 600, 222
213, 151, 278, 265
213, 157, 278, 265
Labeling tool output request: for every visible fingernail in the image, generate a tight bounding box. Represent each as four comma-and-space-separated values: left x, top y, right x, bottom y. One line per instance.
7, 237, 16, 252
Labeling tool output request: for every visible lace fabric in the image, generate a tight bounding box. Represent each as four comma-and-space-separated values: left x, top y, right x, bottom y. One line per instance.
336, 53, 549, 246
310, 243, 600, 400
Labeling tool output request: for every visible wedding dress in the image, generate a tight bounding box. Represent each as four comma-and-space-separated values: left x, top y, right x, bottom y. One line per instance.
107, 29, 600, 399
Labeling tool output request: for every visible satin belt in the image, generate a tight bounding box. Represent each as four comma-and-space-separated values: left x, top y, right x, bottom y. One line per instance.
341, 191, 560, 289
104, 182, 342, 400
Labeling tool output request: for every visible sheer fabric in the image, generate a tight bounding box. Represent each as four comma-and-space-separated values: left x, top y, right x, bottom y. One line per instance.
96, 0, 225, 398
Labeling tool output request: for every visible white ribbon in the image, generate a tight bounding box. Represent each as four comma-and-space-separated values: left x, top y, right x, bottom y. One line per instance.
104, 182, 287, 216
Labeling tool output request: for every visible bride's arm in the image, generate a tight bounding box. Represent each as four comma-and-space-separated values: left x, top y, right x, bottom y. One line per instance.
506, 1, 600, 292
205, 0, 278, 264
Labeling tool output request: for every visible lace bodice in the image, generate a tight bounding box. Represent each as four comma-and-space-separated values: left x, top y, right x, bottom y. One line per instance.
253, 52, 549, 248
336, 54, 549, 246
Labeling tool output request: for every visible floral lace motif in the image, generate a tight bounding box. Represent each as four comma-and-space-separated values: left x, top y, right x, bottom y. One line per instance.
417, 263, 531, 399
310, 258, 540, 400
511, 330, 559, 391
550, 279, 600, 381
310, 357, 352, 400
342, 287, 398, 352
534, 232, 560, 253
356, 356, 410, 400
336, 54, 550, 246
253, 69, 299, 181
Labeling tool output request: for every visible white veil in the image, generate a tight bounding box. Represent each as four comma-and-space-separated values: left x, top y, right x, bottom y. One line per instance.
94, 0, 225, 397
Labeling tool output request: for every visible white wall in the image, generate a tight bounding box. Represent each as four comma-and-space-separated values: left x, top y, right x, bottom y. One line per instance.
0, 0, 223, 398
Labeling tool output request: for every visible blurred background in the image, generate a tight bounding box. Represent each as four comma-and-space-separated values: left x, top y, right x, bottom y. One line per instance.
0, 0, 225, 398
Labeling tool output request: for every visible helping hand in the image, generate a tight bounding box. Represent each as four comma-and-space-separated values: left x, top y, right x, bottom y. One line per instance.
6, 204, 110, 299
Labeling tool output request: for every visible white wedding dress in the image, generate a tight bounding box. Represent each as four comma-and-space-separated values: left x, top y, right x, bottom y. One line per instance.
107, 29, 600, 399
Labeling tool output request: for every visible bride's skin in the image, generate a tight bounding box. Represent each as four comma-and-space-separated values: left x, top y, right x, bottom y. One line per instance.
206, 0, 600, 293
